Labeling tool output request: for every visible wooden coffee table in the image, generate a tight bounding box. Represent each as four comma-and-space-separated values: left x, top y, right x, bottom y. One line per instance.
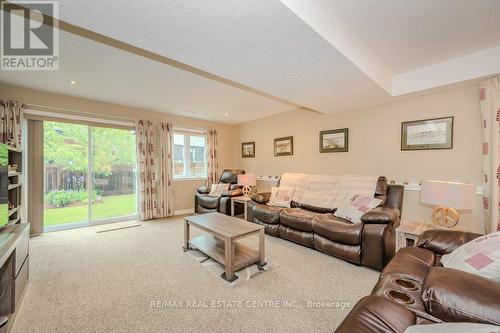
183, 212, 266, 282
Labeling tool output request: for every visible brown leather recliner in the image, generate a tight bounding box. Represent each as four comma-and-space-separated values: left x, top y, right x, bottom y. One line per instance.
194, 169, 245, 215
246, 176, 404, 270
335, 230, 500, 333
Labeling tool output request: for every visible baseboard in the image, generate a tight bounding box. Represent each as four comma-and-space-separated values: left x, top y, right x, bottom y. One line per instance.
174, 208, 195, 216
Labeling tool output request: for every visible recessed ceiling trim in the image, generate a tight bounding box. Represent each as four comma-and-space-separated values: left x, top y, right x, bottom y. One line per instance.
280, 0, 393, 94
280, 0, 500, 96
6, 1, 313, 113
392, 45, 500, 96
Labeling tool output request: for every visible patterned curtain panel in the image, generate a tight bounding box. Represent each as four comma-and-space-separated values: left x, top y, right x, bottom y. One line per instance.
479, 77, 500, 233
0, 100, 23, 149
136, 120, 174, 220
206, 129, 219, 187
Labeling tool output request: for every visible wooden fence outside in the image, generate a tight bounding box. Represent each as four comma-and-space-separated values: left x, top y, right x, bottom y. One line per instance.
44, 165, 135, 196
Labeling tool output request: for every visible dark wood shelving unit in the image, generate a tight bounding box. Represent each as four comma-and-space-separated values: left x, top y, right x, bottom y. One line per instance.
0, 147, 28, 333
7, 148, 22, 226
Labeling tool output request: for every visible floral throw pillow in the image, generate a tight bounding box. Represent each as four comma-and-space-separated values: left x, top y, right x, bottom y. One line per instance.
207, 183, 230, 197
267, 186, 294, 207
334, 195, 382, 223
441, 231, 500, 282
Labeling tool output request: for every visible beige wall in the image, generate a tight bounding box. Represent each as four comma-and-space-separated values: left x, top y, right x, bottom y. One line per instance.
0, 82, 239, 212
238, 85, 485, 233
1, 82, 486, 232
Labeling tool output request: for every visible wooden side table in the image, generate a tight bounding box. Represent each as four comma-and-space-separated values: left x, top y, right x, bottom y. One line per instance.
395, 221, 436, 252
230, 196, 252, 220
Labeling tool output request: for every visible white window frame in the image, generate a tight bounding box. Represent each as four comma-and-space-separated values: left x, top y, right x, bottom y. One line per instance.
173, 128, 207, 181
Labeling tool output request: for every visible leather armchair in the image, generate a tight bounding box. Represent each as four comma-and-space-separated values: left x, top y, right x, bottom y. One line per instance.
336, 229, 497, 333
422, 266, 500, 325
194, 169, 245, 215
417, 229, 482, 255
335, 295, 417, 333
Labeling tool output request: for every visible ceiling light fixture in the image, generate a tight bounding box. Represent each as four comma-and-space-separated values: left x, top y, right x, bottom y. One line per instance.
69, 80, 77, 85
224, 113, 229, 117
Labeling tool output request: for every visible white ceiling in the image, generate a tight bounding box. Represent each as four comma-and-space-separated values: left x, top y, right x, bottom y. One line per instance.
2, 0, 500, 123
0, 30, 294, 124
286, 0, 500, 74
281, 0, 500, 95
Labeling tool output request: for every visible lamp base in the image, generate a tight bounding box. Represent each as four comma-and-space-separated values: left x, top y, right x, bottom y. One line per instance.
242, 185, 252, 196
432, 206, 459, 228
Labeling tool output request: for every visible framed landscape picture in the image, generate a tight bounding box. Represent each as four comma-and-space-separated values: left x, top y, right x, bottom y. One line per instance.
320, 128, 348, 153
274, 136, 293, 156
241, 142, 255, 158
401, 116, 454, 151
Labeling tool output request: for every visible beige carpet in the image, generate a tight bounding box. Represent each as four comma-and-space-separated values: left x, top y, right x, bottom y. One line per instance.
12, 215, 378, 333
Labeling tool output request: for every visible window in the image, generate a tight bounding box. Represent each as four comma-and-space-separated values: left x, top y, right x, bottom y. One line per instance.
173, 131, 207, 179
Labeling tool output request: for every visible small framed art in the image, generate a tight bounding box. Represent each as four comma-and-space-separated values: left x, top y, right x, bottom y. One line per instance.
319, 128, 348, 153
274, 136, 293, 156
241, 142, 255, 158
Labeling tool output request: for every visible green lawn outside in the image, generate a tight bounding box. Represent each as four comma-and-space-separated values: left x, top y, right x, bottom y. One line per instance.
44, 194, 136, 227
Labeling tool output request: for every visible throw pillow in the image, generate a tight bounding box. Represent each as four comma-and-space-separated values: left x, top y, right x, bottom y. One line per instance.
334, 194, 382, 223
441, 231, 500, 282
267, 186, 294, 207
404, 323, 500, 333
207, 183, 230, 197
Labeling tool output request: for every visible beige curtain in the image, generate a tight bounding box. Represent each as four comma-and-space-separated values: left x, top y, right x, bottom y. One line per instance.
27, 120, 44, 235
479, 77, 500, 233
206, 129, 219, 186
0, 100, 23, 149
136, 120, 174, 220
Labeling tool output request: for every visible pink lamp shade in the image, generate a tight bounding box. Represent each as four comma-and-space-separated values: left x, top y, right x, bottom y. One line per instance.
237, 174, 256, 187
421, 180, 475, 210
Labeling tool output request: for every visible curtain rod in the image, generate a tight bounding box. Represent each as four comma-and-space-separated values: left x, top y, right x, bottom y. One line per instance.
24, 103, 212, 132
173, 125, 207, 134
24, 103, 136, 123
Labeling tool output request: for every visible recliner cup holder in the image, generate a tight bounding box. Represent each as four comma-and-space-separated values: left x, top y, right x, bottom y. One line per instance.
386, 290, 414, 305
393, 278, 419, 291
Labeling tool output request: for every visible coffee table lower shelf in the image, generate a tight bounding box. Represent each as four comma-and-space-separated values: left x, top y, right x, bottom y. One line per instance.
189, 234, 260, 273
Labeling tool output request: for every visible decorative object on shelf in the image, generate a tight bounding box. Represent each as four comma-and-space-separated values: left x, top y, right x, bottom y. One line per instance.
319, 128, 348, 153
401, 116, 453, 150
237, 174, 256, 196
8, 202, 15, 210
8, 164, 18, 173
420, 180, 475, 228
241, 142, 255, 158
274, 136, 293, 156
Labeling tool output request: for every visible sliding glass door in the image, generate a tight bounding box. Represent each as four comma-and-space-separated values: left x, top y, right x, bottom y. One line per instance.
90, 127, 137, 221
44, 122, 90, 228
43, 121, 137, 230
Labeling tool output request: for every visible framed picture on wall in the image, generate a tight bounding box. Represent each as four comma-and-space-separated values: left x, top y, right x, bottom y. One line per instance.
274, 136, 293, 156
401, 116, 454, 151
241, 142, 255, 158
320, 128, 348, 153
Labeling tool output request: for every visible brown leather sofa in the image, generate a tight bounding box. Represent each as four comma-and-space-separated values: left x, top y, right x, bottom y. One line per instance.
335, 230, 500, 333
246, 176, 404, 270
195, 169, 245, 215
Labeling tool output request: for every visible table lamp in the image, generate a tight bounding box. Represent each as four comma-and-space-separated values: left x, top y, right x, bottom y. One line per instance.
420, 180, 475, 228
237, 174, 256, 196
